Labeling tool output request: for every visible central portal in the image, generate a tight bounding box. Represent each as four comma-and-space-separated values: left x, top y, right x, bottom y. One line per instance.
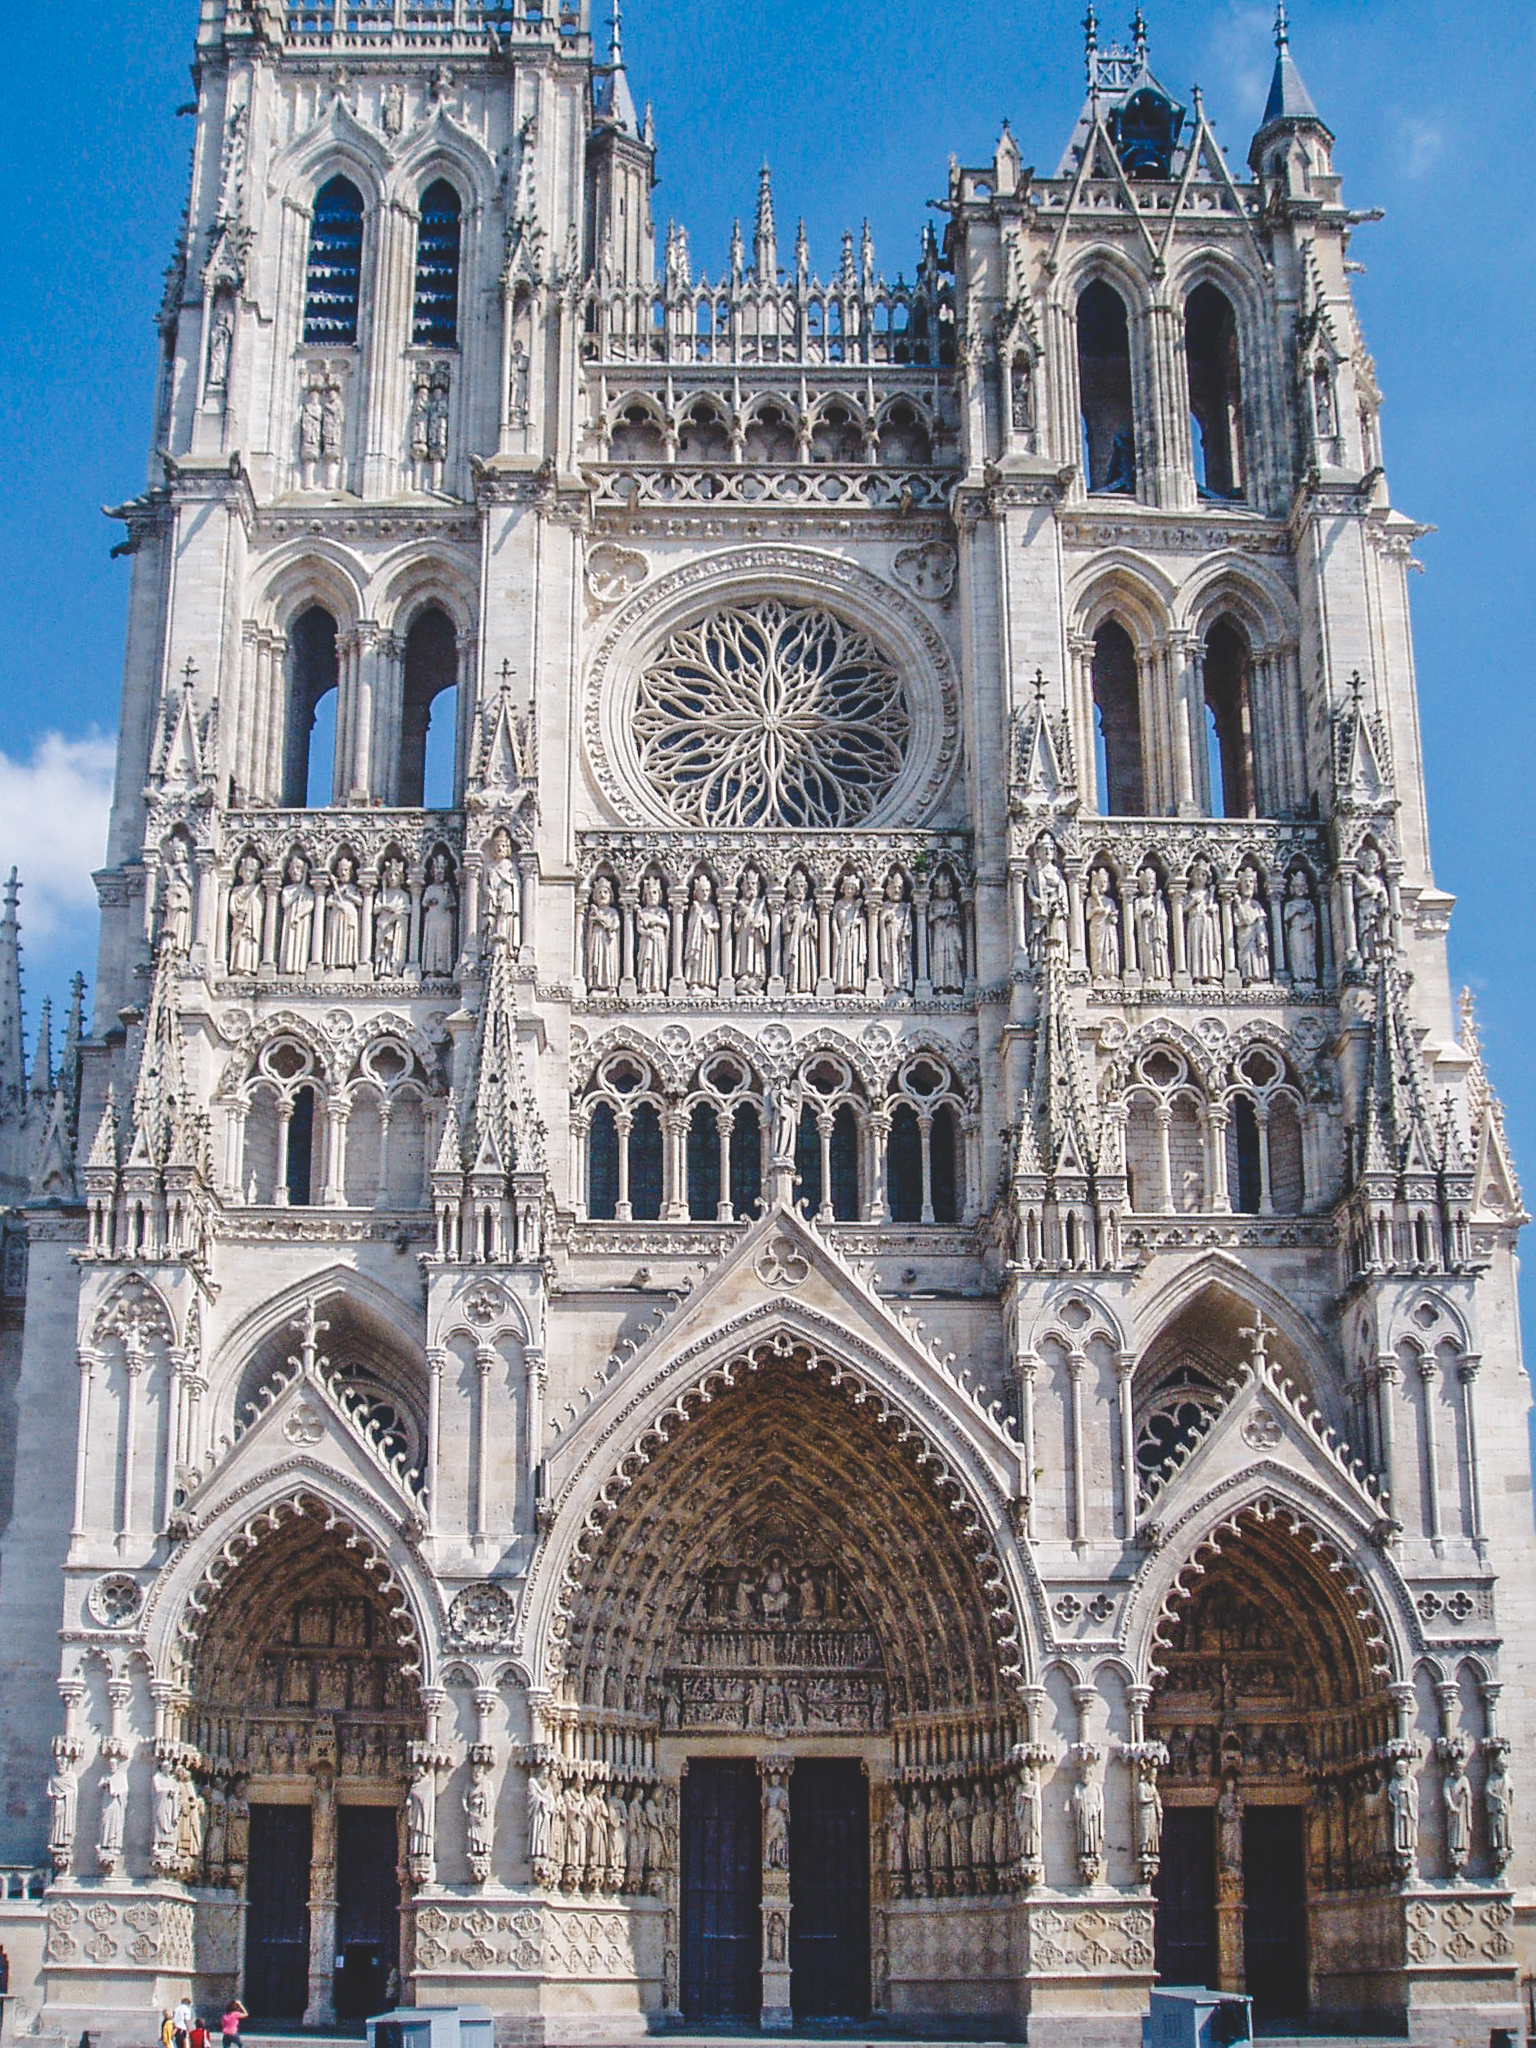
681, 1761, 762, 2021
789, 1760, 870, 2022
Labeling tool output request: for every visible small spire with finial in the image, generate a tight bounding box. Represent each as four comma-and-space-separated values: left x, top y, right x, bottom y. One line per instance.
609, 0, 623, 66
1132, 6, 1148, 63
1275, 0, 1289, 51
1084, 3, 1099, 79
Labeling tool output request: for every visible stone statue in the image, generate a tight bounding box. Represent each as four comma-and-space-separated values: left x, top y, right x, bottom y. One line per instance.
482, 829, 521, 951
969, 1786, 992, 1880
925, 1788, 950, 1886
421, 853, 458, 976
464, 1763, 494, 1869
733, 871, 770, 993
643, 1792, 666, 1889
324, 854, 362, 971
877, 872, 913, 990
635, 874, 669, 994
1486, 1744, 1514, 1872
784, 870, 819, 995
625, 1791, 647, 1888
47, 1744, 78, 1873
228, 854, 264, 975
278, 854, 316, 976
1070, 1757, 1105, 1881
1133, 1757, 1163, 1876
1086, 866, 1121, 982
98, 1755, 130, 1872
509, 342, 531, 428
1387, 1754, 1419, 1873
606, 1787, 629, 1886
161, 842, 195, 957
831, 875, 867, 993
375, 856, 412, 977
1284, 868, 1319, 983
1232, 866, 1271, 983
886, 1791, 908, 1883
1185, 860, 1222, 984
152, 1762, 181, 1868
1132, 867, 1171, 982
1314, 363, 1336, 441
948, 1786, 971, 1877
528, 1771, 557, 1868
928, 871, 965, 992
585, 876, 621, 993
321, 382, 345, 464
1354, 845, 1390, 964
587, 1783, 610, 1880
1443, 1747, 1474, 1872
683, 875, 721, 991
410, 378, 432, 475
428, 374, 450, 463
764, 1781, 790, 1871
225, 1779, 249, 1869
177, 1762, 205, 1873
406, 1762, 435, 1868
1217, 1775, 1242, 1876
1013, 1760, 1042, 1870
207, 309, 234, 391
204, 1782, 228, 1878
299, 385, 325, 479
1026, 835, 1069, 965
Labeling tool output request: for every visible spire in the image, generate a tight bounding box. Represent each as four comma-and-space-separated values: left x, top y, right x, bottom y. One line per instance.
1084, 3, 1099, 81
1253, 0, 1329, 163
467, 936, 543, 1181
1132, 6, 1147, 64
28, 997, 52, 1104
0, 871, 23, 1113
601, 0, 640, 138
1031, 948, 1098, 1180
754, 164, 777, 287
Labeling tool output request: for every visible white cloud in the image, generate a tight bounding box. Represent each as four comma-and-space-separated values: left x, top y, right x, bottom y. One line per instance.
1397, 116, 1445, 180
0, 732, 115, 947
1204, 3, 1275, 129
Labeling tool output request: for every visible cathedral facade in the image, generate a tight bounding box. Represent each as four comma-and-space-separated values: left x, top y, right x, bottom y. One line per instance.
0, 2, 1529, 2041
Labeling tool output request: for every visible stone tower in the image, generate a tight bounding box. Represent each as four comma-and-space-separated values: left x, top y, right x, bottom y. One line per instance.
0, 5, 1527, 2042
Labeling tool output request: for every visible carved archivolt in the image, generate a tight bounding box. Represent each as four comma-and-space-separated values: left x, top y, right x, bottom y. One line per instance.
542, 1346, 1023, 1725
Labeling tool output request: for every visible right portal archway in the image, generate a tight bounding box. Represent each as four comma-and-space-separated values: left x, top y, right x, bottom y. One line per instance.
1146, 1504, 1398, 2031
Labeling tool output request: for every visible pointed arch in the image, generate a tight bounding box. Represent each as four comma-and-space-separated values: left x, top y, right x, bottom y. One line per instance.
203, 1265, 427, 1436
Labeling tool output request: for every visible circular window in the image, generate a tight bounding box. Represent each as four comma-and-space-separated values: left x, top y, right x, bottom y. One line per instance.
630, 600, 912, 830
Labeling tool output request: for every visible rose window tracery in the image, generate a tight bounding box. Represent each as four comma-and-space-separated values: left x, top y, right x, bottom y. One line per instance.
630, 600, 912, 829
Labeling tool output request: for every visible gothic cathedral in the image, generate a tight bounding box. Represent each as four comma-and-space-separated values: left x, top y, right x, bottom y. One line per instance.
0, 3, 1528, 2041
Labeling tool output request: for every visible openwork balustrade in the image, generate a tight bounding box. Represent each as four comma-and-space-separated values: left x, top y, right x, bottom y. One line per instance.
278, 0, 587, 45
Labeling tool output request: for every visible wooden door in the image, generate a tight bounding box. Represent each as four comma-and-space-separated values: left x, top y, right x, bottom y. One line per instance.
1154, 1806, 1217, 1987
335, 1805, 401, 2018
1243, 1805, 1308, 2023
245, 1804, 313, 2019
789, 1760, 870, 2022
680, 1761, 761, 2021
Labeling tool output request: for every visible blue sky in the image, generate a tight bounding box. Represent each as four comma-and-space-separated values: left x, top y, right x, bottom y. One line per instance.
2, 1, 1533, 1350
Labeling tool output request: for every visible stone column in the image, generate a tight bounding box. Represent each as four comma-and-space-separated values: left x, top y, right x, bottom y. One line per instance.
759, 1757, 793, 2031
1215, 1774, 1243, 1992
304, 1759, 338, 2026
1418, 1354, 1445, 1554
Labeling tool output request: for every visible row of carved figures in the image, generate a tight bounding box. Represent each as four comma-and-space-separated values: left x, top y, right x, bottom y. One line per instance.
582, 864, 972, 1000
1384, 1737, 1515, 1883
885, 1760, 1048, 1898
297, 361, 453, 495
47, 1739, 243, 1886
525, 1769, 672, 1896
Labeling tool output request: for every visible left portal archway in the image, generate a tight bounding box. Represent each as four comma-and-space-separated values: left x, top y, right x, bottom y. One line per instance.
182, 1511, 424, 2025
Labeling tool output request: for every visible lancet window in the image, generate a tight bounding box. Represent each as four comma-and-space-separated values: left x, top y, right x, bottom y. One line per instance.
884, 1055, 965, 1225
1203, 617, 1257, 819
1185, 282, 1245, 500
284, 606, 341, 810
398, 606, 459, 808
237, 1038, 328, 1208
579, 1054, 667, 1224
303, 176, 365, 347
1092, 620, 1146, 815
412, 180, 462, 348
684, 1055, 764, 1223
1224, 1043, 1307, 1218
1078, 279, 1136, 495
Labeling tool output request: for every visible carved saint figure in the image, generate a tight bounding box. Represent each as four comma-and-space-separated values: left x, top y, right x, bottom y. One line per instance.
406, 1762, 435, 1865
411, 856, 453, 977
733, 871, 770, 993
98, 1755, 130, 1870
482, 829, 521, 950
228, 854, 264, 975
1026, 834, 1069, 965
1283, 868, 1319, 984
683, 875, 721, 992
1217, 1776, 1242, 1875
410, 378, 432, 469
948, 1786, 972, 1877
1085, 866, 1121, 982
47, 1745, 78, 1871
970, 1787, 993, 1881
204, 1782, 228, 1877
1443, 1747, 1474, 1871
1133, 1757, 1163, 1873
371, 856, 411, 977
1013, 1760, 1042, 1869
607, 1788, 629, 1886
764, 1781, 790, 1871
1354, 845, 1390, 964
278, 854, 316, 976
831, 876, 867, 993
299, 385, 325, 472
925, 1788, 950, 1886
1132, 867, 1171, 983
152, 1762, 181, 1865
1185, 860, 1222, 984
161, 842, 195, 958
1232, 867, 1271, 983
428, 374, 450, 463
771, 1084, 800, 1171
225, 1780, 249, 1868
207, 309, 234, 392
886, 1791, 908, 1884
1486, 1745, 1515, 1871
320, 383, 345, 463
324, 855, 362, 971
464, 1764, 494, 1867
635, 874, 669, 994
585, 876, 621, 993
928, 870, 965, 992
906, 1790, 929, 1885
643, 1793, 666, 1887
1071, 1760, 1105, 1878
877, 872, 913, 991
1387, 1754, 1419, 1870
587, 1783, 610, 1880
783, 870, 819, 995
528, 1771, 557, 1867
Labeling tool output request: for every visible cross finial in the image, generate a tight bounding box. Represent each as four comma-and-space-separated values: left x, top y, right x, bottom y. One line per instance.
293, 1298, 330, 1377
1348, 669, 1366, 710
1132, 7, 1148, 63
181, 656, 198, 690
1032, 667, 1049, 708
1084, 3, 1099, 76
1242, 1316, 1273, 1371
1275, 0, 1289, 52
498, 658, 516, 694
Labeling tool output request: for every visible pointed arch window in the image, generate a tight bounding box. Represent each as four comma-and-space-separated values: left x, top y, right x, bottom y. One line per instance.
284, 605, 341, 809
588, 1103, 619, 1221
687, 1103, 721, 1222
304, 177, 365, 348
628, 1102, 664, 1223
413, 180, 463, 348
1078, 280, 1136, 495
286, 1085, 318, 1208
1092, 620, 1147, 815
729, 1105, 763, 1220
1186, 283, 1245, 500
1203, 619, 1257, 819
888, 1106, 923, 1225
398, 606, 459, 808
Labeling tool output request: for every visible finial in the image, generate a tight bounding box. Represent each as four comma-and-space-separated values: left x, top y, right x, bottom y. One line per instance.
181, 655, 198, 690
609, 0, 623, 66
1275, 0, 1289, 51
1132, 7, 1147, 63
1084, 3, 1099, 79
1032, 668, 1049, 706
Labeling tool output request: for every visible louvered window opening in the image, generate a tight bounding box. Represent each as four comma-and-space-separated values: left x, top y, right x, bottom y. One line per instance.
413, 181, 463, 348
304, 178, 366, 346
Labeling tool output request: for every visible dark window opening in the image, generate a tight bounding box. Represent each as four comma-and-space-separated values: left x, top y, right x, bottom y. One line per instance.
687, 1102, 721, 1222
1078, 280, 1136, 494
1204, 619, 1256, 818
1093, 620, 1147, 814
1186, 283, 1244, 500
1110, 88, 1184, 180
399, 607, 459, 808
286, 1085, 317, 1208
412, 180, 462, 348
830, 1106, 860, 1223
730, 1105, 763, 1221
284, 606, 340, 809
304, 176, 365, 347
888, 1105, 923, 1225
931, 1103, 960, 1225
796, 1106, 823, 1218
588, 1103, 619, 1221
629, 1101, 664, 1223
1233, 1096, 1263, 1215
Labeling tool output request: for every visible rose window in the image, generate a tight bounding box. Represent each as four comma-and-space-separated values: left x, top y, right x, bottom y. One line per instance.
631, 600, 912, 829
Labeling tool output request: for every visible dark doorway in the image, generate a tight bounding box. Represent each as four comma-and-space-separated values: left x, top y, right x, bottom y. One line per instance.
335, 1806, 401, 2020
1154, 1806, 1217, 1988
245, 1803, 313, 2019
1243, 1805, 1307, 2024
681, 1761, 761, 2022
789, 1760, 870, 2023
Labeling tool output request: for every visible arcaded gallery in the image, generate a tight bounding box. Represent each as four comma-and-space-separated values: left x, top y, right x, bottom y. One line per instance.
0, 2, 1528, 2043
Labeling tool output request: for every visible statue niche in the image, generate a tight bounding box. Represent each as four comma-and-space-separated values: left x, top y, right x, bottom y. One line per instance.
660, 1538, 888, 1738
